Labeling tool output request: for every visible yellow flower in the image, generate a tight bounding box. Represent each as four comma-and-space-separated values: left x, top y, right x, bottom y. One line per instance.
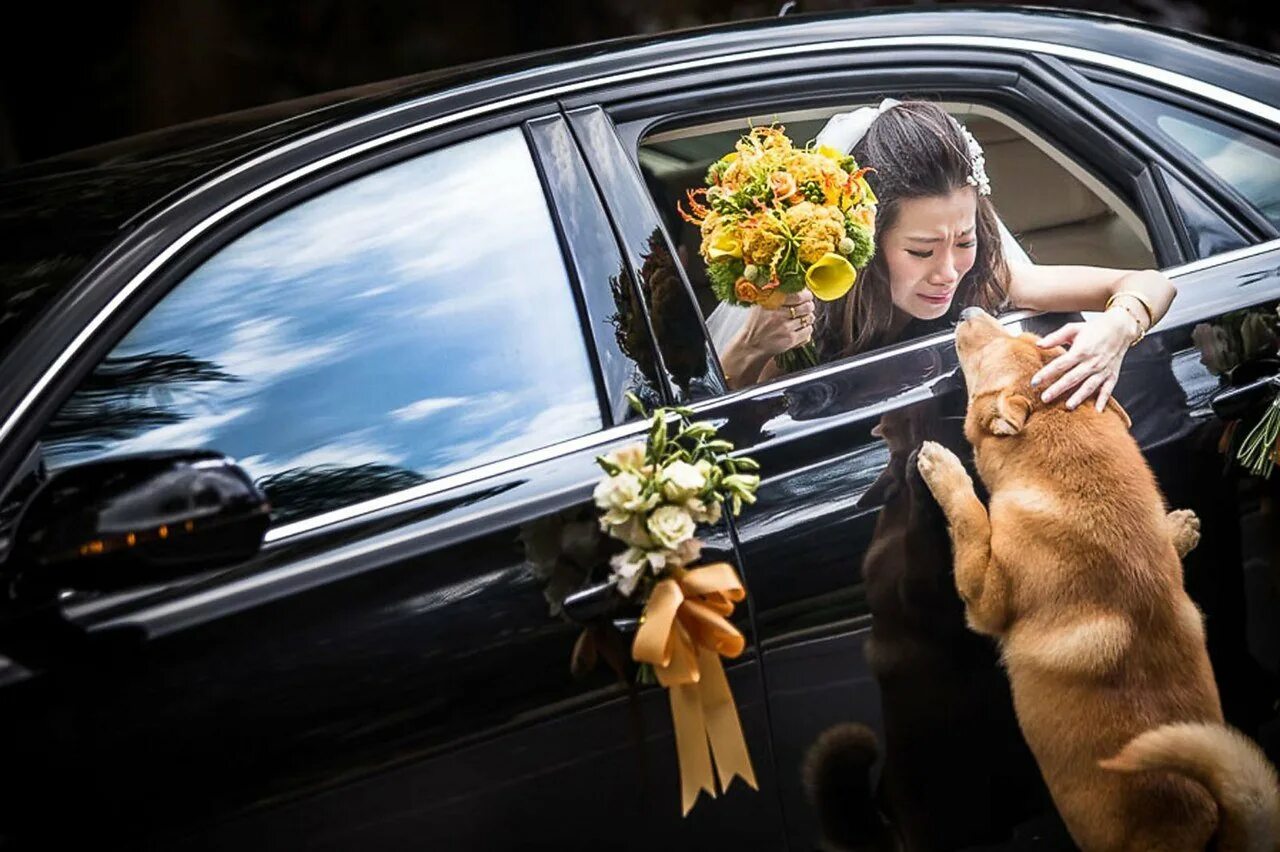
858, 177, 877, 205
741, 219, 787, 266
785, 202, 846, 265
815, 144, 845, 162
706, 226, 743, 260
806, 253, 857, 301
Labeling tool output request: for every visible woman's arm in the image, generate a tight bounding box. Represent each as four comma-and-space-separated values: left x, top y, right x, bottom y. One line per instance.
1006, 263, 1175, 324
1005, 262, 1177, 412
718, 292, 816, 390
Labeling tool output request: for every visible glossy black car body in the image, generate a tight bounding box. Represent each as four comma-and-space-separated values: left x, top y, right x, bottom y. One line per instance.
1, 8, 1279, 850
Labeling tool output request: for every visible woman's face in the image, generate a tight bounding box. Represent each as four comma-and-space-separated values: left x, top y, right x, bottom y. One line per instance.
882, 188, 979, 321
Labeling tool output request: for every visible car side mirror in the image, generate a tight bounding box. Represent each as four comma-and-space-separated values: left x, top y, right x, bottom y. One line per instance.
5, 450, 271, 602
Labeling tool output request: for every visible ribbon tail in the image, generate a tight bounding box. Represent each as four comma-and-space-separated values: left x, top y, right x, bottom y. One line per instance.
669, 682, 717, 816
696, 648, 758, 794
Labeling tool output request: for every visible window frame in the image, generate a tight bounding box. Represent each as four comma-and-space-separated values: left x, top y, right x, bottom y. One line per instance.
0, 105, 632, 535
571, 48, 1192, 398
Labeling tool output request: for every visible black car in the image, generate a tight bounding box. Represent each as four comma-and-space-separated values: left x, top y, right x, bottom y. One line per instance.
1, 8, 1279, 850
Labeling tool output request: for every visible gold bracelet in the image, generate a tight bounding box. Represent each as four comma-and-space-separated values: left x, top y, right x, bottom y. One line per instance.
1107, 303, 1146, 347
1106, 290, 1155, 329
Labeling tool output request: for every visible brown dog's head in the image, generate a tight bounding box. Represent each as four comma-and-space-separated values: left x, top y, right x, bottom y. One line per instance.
954, 307, 1130, 442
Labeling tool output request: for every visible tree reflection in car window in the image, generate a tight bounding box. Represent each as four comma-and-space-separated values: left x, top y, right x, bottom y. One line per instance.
41, 127, 602, 524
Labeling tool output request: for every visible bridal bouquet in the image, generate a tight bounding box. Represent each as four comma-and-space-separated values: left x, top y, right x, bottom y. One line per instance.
679, 125, 878, 370
593, 399, 759, 598
591, 395, 761, 814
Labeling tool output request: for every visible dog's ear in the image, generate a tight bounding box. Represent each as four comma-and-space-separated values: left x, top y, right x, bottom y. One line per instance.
989, 391, 1033, 436
1106, 396, 1133, 430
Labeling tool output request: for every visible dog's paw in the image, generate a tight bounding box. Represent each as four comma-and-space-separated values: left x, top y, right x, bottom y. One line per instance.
915, 441, 972, 504
1167, 508, 1201, 558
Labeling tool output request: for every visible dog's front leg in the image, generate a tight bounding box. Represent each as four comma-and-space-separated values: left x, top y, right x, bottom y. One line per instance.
916, 441, 1009, 636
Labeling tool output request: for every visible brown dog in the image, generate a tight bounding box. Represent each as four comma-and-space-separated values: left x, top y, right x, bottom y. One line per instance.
915, 307, 1280, 852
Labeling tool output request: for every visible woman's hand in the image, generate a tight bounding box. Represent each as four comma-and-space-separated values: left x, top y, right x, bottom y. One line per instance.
740, 290, 815, 357
1031, 308, 1140, 411
720, 291, 815, 389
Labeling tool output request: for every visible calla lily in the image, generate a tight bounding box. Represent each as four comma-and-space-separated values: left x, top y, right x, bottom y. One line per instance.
805, 253, 857, 301
708, 228, 743, 259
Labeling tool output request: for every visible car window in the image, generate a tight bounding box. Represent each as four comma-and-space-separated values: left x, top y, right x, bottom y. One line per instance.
637, 99, 1155, 389
1095, 83, 1280, 229
39, 127, 603, 525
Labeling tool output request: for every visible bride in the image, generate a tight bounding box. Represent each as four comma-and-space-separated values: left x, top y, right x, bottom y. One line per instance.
710, 99, 1177, 412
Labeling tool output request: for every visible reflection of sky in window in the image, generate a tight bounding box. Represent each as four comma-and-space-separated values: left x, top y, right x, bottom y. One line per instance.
1099, 85, 1280, 227
46, 128, 602, 506
1155, 114, 1280, 223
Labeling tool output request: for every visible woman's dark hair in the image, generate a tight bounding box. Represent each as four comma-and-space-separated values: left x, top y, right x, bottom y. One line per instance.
813, 101, 1010, 361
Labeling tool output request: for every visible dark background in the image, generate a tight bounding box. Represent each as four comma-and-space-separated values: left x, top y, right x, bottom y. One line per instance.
0, 0, 1276, 171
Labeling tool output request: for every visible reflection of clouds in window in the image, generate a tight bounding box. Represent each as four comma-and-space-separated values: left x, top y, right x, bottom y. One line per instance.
390, 395, 470, 423
435, 393, 600, 472
43, 127, 603, 522
217, 317, 350, 384
111, 406, 251, 455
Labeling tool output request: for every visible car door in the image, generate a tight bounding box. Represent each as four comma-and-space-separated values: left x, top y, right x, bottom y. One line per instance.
0, 108, 785, 850
570, 42, 1280, 851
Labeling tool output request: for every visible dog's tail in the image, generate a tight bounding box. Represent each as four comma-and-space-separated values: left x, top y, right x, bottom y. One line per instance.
802, 723, 897, 852
1099, 722, 1280, 852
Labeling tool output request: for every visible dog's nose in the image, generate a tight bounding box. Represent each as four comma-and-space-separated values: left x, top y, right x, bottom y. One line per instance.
960, 306, 987, 322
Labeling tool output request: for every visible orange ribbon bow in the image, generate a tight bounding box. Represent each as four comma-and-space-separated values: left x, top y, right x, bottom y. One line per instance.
631, 561, 759, 815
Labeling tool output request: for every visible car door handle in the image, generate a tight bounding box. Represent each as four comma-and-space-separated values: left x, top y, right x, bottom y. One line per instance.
1210, 373, 1280, 421
562, 581, 640, 633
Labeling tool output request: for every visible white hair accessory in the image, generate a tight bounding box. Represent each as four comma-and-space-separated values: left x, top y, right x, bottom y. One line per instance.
813, 97, 900, 154
960, 125, 992, 196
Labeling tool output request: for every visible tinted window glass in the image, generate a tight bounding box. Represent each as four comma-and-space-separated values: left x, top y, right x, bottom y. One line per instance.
1099, 84, 1280, 228
1158, 168, 1250, 258
41, 128, 602, 524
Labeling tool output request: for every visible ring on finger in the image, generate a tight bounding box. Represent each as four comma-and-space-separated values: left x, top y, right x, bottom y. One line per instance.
788, 306, 798, 320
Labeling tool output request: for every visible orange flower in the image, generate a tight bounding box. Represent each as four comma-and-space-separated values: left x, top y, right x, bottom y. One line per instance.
734, 279, 763, 304
848, 206, 876, 232
677, 188, 711, 226
768, 171, 797, 201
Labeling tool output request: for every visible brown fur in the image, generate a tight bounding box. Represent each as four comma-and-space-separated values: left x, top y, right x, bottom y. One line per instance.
915, 308, 1280, 852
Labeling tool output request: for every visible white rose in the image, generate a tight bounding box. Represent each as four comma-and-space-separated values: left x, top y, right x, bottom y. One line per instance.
604, 443, 647, 471
606, 513, 654, 549
593, 471, 654, 524
610, 548, 647, 597
647, 505, 696, 549
686, 497, 722, 526
1191, 323, 1236, 376
660, 460, 706, 503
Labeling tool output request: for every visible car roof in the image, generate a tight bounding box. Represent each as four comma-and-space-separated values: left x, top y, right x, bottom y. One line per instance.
1, 6, 1276, 367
